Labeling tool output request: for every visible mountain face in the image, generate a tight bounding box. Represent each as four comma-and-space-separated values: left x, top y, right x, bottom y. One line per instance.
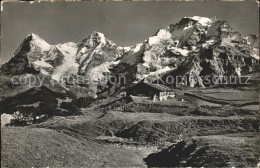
75, 32, 127, 81
1, 86, 77, 117
109, 16, 259, 90
1, 32, 128, 80
1, 16, 259, 97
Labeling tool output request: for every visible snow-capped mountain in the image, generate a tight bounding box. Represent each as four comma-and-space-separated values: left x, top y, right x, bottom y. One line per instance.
1, 33, 74, 76
1, 16, 259, 96
1, 32, 128, 82
109, 16, 259, 88
75, 31, 127, 81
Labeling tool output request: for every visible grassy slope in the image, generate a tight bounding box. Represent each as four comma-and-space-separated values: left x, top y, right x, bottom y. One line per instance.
1, 127, 147, 167
144, 132, 259, 167
195, 133, 260, 167
1, 87, 259, 167
184, 87, 259, 105
31, 109, 258, 145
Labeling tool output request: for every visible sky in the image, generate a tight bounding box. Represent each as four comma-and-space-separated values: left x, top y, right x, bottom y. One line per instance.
1, 1, 259, 63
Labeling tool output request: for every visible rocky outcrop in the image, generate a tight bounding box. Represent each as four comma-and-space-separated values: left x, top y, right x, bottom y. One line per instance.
144, 134, 259, 167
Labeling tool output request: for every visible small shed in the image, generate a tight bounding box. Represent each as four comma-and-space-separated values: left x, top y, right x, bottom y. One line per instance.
126, 82, 175, 101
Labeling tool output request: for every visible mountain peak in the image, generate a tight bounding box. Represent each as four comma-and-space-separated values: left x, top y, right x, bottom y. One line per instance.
11, 33, 49, 57
91, 31, 105, 36
183, 16, 213, 26
29, 33, 38, 37
80, 31, 108, 47
24, 33, 51, 51
90, 31, 106, 43
26, 33, 42, 40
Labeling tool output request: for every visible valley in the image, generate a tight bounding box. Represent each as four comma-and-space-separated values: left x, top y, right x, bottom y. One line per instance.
2, 87, 259, 167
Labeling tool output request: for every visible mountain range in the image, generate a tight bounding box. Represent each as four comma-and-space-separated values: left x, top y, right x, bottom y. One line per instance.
1, 16, 259, 97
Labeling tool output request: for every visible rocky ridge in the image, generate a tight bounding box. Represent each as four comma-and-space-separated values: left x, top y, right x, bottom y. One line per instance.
1, 16, 259, 97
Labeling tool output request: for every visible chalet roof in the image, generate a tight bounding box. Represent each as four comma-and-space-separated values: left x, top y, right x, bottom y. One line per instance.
128, 81, 173, 92
144, 82, 173, 91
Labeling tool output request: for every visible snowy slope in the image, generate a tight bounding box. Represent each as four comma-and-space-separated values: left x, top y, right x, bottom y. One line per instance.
52, 42, 79, 80
110, 16, 259, 89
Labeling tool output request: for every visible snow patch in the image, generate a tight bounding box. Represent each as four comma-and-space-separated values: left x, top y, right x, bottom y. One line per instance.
113, 60, 120, 65
183, 22, 193, 30
245, 36, 251, 45
52, 42, 79, 80
17, 101, 41, 108
251, 48, 259, 60
33, 59, 53, 68
185, 16, 213, 26
133, 43, 143, 53
235, 67, 241, 76
202, 39, 215, 48
168, 46, 189, 56
123, 46, 131, 52
32, 59, 53, 75
191, 46, 197, 50
143, 66, 171, 78
96, 32, 106, 44
148, 29, 171, 45
57, 97, 73, 107
220, 36, 238, 47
